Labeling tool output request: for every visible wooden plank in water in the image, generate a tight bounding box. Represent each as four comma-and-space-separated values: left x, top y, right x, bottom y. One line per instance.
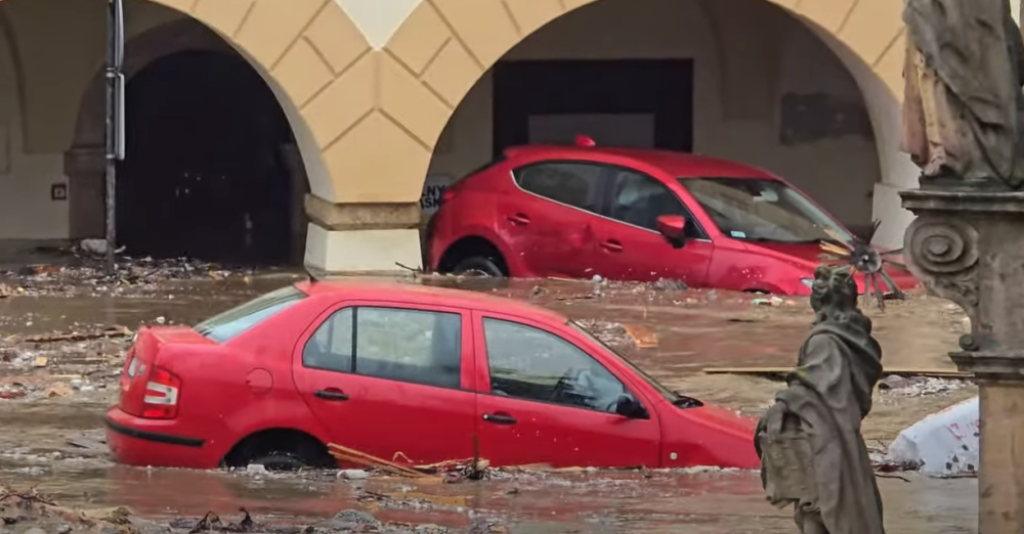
623, 324, 659, 349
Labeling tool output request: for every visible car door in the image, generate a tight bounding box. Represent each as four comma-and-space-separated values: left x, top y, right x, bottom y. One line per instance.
472, 311, 661, 468
503, 161, 607, 279
592, 167, 713, 285
291, 301, 477, 465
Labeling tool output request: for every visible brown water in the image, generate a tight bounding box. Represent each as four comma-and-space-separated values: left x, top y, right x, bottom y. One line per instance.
0, 273, 980, 532
0, 460, 977, 533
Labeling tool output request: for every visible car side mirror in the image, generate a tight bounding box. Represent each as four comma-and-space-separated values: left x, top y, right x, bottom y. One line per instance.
615, 394, 650, 419
656, 215, 687, 247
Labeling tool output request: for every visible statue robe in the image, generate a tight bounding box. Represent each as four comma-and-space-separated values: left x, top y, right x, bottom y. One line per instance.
901, 0, 1024, 188
757, 316, 885, 534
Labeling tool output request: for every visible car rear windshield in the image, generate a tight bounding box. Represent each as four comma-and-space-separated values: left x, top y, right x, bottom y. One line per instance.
194, 285, 306, 343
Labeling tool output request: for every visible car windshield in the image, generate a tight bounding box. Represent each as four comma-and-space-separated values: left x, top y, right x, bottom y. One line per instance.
679, 177, 853, 243
194, 285, 306, 343
568, 321, 678, 403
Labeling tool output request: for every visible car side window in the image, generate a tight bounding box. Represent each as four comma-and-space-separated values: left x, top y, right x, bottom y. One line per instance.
304, 308, 355, 372
302, 307, 462, 389
607, 169, 702, 238
482, 318, 627, 413
513, 162, 604, 213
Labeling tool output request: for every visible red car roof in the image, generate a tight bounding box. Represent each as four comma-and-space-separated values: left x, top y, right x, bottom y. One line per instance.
504, 144, 777, 179
295, 279, 568, 323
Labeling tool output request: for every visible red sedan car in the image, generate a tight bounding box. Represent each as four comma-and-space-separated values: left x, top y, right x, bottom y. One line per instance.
428, 138, 917, 296
106, 281, 758, 471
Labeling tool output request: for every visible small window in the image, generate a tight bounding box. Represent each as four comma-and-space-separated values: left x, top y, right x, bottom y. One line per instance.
303, 308, 354, 373
302, 306, 462, 389
194, 286, 306, 343
482, 318, 627, 413
607, 169, 701, 238
514, 162, 604, 213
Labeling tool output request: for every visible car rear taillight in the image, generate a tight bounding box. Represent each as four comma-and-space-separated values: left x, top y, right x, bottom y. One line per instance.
141, 367, 181, 419
119, 351, 135, 394
119, 354, 181, 420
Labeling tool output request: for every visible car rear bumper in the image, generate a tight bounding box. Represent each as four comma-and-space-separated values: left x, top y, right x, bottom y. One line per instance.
105, 407, 221, 469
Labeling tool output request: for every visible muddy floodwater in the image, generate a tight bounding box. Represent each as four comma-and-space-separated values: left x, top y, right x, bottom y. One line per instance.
0, 268, 981, 532
0, 458, 976, 534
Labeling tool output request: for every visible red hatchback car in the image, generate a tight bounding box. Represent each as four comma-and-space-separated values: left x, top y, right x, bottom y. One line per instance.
428, 139, 917, 295
106, 281, 758, 471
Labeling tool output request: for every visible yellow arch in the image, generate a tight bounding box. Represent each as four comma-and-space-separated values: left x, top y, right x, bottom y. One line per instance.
367, 0, 907, 202
151, 0, 373, 203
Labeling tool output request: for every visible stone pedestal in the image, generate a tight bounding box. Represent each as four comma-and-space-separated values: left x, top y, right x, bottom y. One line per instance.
901, 189, 1024, 534
303, 196, 424, 275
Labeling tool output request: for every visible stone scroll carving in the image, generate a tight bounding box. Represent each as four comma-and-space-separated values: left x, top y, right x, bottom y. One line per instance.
903, 217, 980, 349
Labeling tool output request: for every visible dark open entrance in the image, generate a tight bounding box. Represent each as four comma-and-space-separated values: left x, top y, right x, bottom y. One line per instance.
492, 59, 694, 157
116, 50, 298, 265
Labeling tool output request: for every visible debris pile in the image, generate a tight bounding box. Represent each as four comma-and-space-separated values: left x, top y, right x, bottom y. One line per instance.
0, 324, 132, 403
0, 482, 138, 533
878, 375, 966, 397
574, 319, 634, 350
3, 244, 260, 295
184, 509, 256, 533
0, 482, 459, 534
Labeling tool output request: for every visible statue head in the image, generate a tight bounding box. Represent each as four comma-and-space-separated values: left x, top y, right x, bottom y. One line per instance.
809, 265, 864, 325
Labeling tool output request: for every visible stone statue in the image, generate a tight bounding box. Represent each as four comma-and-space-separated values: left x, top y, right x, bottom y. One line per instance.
901, 0, 1024, 190
755, 266, 885, 534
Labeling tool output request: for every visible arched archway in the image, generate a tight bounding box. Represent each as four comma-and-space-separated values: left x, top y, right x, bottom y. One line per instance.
58, 0, 382, 269
383, 0, 915, 248
67, 18, 308, 264
117, 49, 297, 264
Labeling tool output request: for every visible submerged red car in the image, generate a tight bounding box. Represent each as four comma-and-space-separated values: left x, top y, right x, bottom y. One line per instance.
428, 138, 917, 296
106, 281, 759, 471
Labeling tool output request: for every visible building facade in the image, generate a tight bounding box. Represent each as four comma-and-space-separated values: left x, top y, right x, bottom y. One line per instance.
0, 0, 1019, 272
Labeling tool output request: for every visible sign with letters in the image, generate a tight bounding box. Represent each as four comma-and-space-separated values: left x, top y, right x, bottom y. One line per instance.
420, 174, 454, 216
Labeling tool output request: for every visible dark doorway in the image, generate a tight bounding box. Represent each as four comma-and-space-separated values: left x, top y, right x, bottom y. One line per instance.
492, 59, 694, 157
116, 50, 297, 265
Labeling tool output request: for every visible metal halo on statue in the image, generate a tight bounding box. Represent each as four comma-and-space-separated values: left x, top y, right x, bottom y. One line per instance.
818, 220, 907, 310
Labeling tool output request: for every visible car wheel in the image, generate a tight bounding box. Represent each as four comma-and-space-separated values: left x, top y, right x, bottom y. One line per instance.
453, 256, 505, 277
247, 451, 311, 472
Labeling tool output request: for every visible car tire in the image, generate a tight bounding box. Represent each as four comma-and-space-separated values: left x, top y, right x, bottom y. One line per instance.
247, 451, 312, 472
452, 256, 505, 277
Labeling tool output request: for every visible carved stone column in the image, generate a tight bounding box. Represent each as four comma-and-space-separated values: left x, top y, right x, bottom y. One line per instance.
901, 190, 1024, 534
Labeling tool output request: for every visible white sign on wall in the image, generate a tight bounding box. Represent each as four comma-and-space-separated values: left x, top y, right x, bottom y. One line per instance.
420, 174, 454, 216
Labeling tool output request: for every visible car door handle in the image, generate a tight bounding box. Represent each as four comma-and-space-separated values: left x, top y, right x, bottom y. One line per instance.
506, 213, 530, 226
314, 389, 349, 401
600, 239, 624, 252
482, 412, 517, 425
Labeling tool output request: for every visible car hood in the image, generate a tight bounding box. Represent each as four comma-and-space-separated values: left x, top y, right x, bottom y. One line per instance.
672, 404, 760, 469
742, 241, 918, 290
682, 403, 756, 434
